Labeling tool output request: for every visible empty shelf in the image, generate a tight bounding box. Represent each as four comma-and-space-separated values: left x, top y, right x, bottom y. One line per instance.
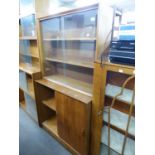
103, 108, 135, 136
101, 126, 135, 155
42, 98, 56, 111
44, 75, 93, 97
42, 116, 58, 136
105, 84, 134, 104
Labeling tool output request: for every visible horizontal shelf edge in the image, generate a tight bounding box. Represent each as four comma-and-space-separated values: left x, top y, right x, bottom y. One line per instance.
19, 36, 37, 40
45, 58, 94, 69
42, 98, 56, 111
36, 79, 92, 104
20, 53, 39, 58
19, 64, 41, 75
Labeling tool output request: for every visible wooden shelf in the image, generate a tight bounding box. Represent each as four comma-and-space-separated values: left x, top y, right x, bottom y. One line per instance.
42, 115, 80, 155
43, 38, 96, 41
46, 57, 94, 69
42, 116, 58, 136
36, 78, 92, 104
103, 107, 135, 137
20, 53, 39, 58
101, 126, 135, 155
19, 36, 37, 40
19, 63, 40, 75
103, 61, 135, 75
105, 84, 134, 104
42, 98, 56, 111
44, 75, 93, 97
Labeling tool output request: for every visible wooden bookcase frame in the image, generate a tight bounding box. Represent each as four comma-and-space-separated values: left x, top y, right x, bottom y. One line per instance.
34, 2, 114, 155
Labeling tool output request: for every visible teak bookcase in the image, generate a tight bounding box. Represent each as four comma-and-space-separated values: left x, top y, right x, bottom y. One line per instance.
19, 0, 41, 122
34, 3, 113, 155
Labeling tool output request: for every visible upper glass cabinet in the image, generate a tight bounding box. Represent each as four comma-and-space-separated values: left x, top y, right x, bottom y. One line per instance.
40, 8, 97, 67
20, 14, 36, 37
40, 8, 97, 95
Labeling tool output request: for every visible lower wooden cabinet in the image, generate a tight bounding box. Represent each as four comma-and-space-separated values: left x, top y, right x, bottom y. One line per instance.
56, 91, 91, 155
34, 79, 92, 155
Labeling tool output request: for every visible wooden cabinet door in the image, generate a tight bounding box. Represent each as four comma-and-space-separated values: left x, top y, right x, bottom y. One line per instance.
56, 91, 91, 155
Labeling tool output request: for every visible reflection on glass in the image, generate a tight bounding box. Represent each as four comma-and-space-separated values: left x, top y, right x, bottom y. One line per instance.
19, 40, 32, 65
41, 17, 61, 39
20, 14, 36, 36
41, 9, 97, 67
62, 9, 97, 38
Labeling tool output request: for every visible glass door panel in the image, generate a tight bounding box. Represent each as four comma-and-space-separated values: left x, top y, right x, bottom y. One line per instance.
61, 9, 97, 39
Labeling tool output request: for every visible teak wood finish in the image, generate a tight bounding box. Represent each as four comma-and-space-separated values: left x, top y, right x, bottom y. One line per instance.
56, 92, 91, 155
90, 62, 135, 155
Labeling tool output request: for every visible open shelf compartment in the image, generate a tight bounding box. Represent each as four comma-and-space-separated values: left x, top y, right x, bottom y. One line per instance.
42, 97, 56, 111
42, 115, 58, 136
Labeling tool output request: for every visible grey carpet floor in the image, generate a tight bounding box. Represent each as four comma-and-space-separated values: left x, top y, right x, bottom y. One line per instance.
19, 107, 71, 155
